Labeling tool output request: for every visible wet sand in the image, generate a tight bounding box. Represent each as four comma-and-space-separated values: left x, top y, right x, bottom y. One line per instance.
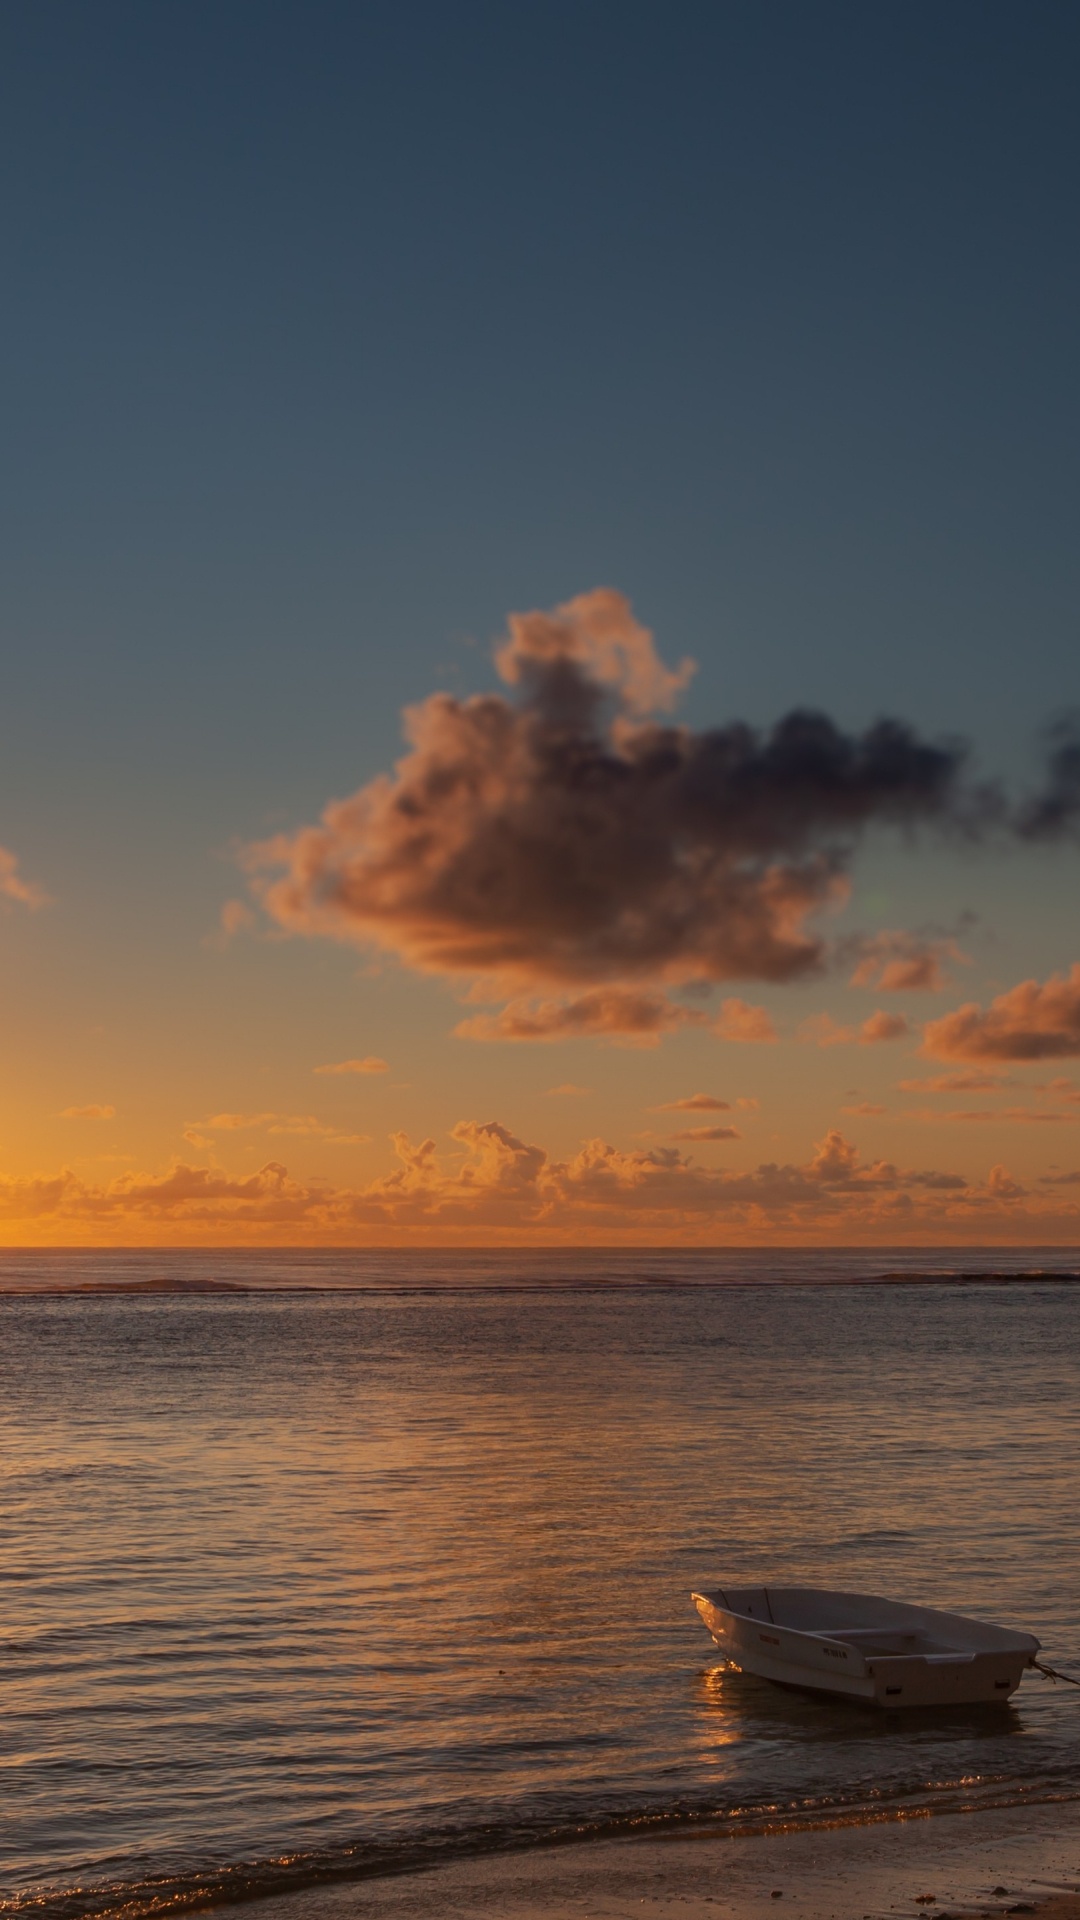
220, 1801, 1080, 1920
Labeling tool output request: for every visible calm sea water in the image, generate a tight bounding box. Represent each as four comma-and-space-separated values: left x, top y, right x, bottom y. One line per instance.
2, 1249, 1080, 1920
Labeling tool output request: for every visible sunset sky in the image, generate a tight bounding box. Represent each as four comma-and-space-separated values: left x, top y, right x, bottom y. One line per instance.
2, 1, 1079, 1244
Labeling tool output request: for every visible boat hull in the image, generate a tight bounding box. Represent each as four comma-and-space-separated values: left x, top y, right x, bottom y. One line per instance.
692, 1586, 1038, 1709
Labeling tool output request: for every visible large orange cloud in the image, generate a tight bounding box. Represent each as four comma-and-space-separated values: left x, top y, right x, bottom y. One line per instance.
246, 591, 974, 1020
923, 964, 1080, 1061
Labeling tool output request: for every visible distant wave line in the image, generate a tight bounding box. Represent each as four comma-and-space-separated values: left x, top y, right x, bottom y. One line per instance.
1, 1271, 1080, 1297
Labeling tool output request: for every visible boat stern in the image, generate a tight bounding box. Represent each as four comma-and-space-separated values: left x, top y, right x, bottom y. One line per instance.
863, 1648, 1033, 1708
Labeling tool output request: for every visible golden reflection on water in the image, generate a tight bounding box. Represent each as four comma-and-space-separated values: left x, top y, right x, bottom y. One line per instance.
692, 1662, 746, 1765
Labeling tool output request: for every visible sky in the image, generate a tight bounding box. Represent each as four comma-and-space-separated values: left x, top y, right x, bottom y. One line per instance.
1, 0, 1079, 1245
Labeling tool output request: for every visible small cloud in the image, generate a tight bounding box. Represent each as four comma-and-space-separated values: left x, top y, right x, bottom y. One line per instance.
841, 1102, 887, 1116
545, 1083, 591, 1096
848, 930, 968, 994
60, 1104, 116, 1120
800, 1010, 909, 1047
655, 1093, 732, 1112
988, 1163, 1026, 1199
860, 1010, 909, 1044
905, 1105, 1080, 1125
799, 1013, 852, 1047
0, 845, 49, 910
190, 1111, 371, 1145
313, 1057, 389, 1075
714, 999, 778, 1043
457, 987, 704, 1045
871, 957, 944, 991
922, 964, 1080, 1062
671, 1125, 741, 1142
899, 1071, 1009, 1093
1032, 1075, 1080, 1101
205, 899, 256, 949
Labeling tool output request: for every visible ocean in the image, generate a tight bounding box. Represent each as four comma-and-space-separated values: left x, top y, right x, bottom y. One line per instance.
2, 1249, 1080, 1920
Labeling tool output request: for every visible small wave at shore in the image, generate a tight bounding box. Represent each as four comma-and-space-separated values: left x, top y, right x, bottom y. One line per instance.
8, 1780, 1080, 1920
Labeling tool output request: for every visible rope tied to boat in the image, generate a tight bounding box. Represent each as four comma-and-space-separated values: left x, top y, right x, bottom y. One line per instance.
1031, 1658, 1080, 1687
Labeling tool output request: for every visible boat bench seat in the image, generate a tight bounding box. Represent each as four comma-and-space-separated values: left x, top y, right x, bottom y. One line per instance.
815, 1627, 962, 1658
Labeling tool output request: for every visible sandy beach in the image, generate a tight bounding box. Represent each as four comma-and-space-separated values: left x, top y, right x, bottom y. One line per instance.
220, 1802, 1080, 1920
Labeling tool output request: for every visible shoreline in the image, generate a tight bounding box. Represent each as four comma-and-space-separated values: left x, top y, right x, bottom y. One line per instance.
214, 1801, 1080, 1920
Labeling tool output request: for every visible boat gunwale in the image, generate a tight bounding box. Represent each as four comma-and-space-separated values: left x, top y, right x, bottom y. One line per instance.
691, 1584, 1040, 1656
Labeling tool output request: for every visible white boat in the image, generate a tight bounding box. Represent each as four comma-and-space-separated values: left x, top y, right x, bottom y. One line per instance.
691, 1584, 1040, 1708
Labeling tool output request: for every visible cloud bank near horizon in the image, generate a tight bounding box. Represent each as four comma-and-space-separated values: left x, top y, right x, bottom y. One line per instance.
0, 1120, 1075, 1243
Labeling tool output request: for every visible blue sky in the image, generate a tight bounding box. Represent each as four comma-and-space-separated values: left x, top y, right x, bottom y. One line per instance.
1, 2, 1079, 1241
